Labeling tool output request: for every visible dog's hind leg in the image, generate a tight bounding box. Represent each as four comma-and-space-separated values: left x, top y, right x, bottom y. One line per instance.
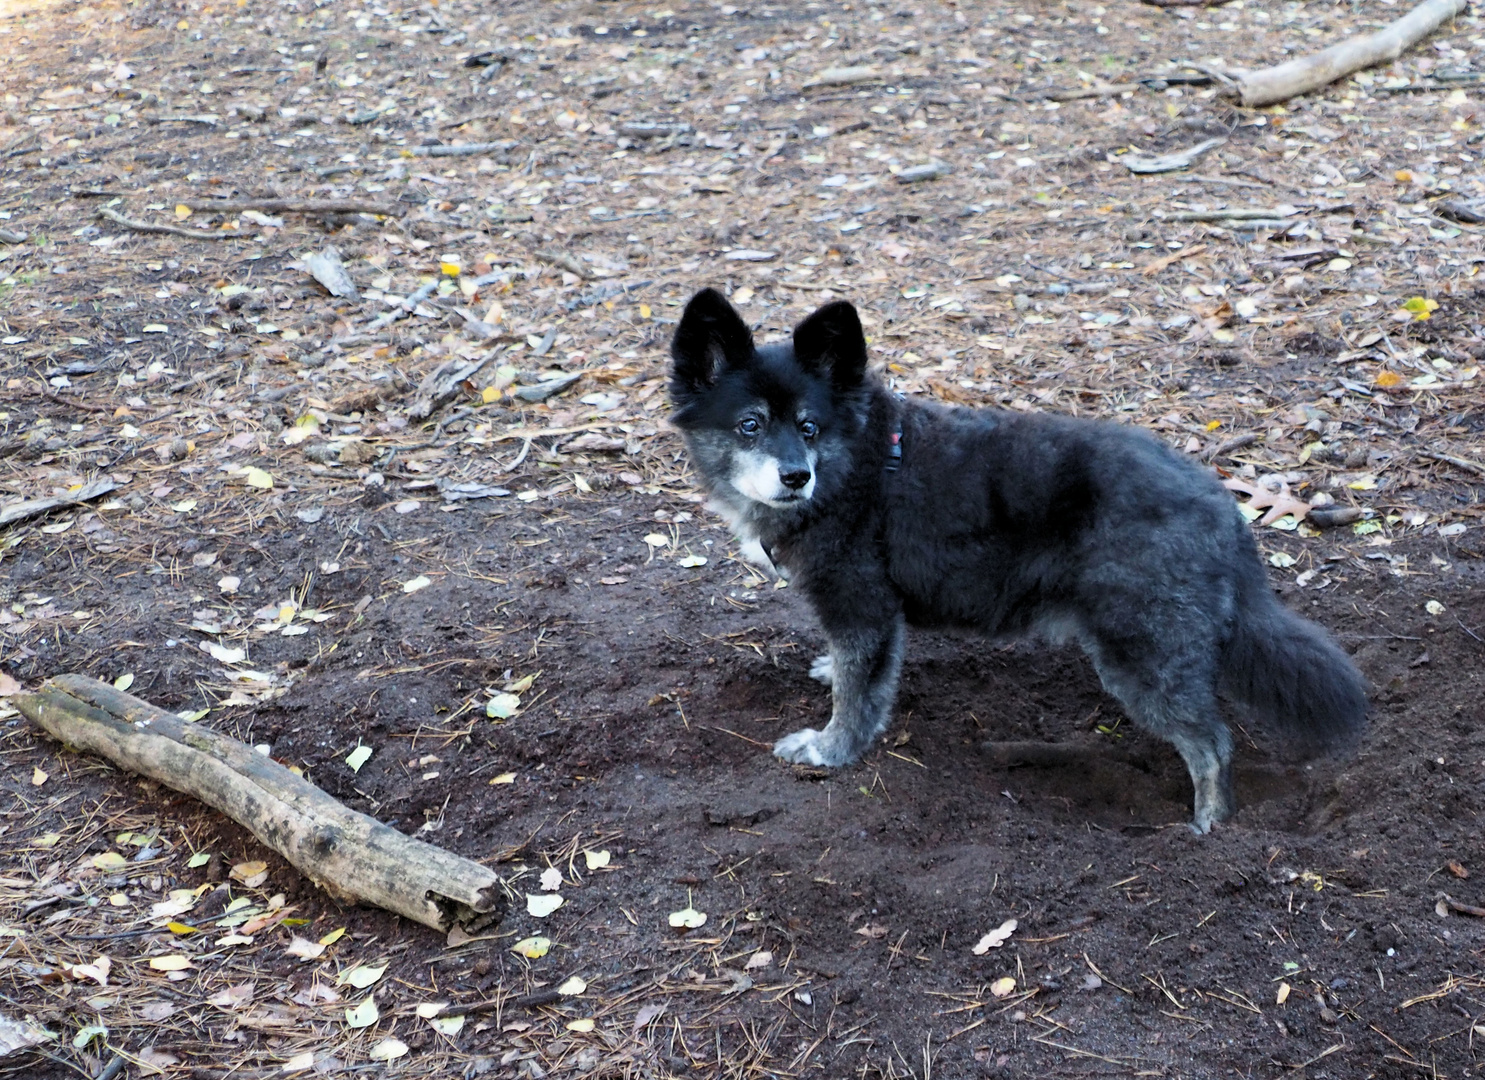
1086, 640, 1235, 833
775, 617, 905, 767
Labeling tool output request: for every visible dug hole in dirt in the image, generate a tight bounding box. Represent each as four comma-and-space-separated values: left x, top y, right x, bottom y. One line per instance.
2, 0, 1485, 1075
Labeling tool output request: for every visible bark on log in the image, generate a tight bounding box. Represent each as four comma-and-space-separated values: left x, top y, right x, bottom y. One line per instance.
1235, 0, 1467, 108
17, 675, 506, 934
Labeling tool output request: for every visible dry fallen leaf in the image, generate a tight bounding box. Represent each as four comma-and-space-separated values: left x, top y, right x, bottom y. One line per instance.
338, 963, 387, 990
285, 936, 327, 961
1222, 477, 1312, 527
527, 893, 565, 918
229, 860, 269, 888
668, 906, 707, 929
368, 1038, 408, 1061
345, 997, 380, 1029
206, 982, 254, 1010
511, 936, 551, 959
971, 918, 1018, 955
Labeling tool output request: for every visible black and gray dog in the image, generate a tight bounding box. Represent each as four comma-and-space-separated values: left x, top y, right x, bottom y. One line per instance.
668, 288, 1366, 833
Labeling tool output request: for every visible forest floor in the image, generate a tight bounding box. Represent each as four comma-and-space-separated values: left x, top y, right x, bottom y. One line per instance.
1, 0, 1484, 1076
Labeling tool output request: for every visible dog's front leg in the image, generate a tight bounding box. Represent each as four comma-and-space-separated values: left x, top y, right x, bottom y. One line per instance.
775, 616, 905, 767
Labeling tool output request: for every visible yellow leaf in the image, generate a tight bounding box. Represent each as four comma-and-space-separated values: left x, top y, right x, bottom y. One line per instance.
639, 303, 652, 319
242, 467, 273, 489
566, 1017, 595, 1033
149, 954, 193, 971
1374, 370, 1402, 388
583, 849, 611, 870
489, 772, 517, 785
527, 893, 565, 918
318, 927, 347, 947
91, 852, 127, 871
113, 672, 135, 691
175, 204, 192, 218
557, 975, 587, 996
511, 936, 551, 959
990, 976, 1016, 998
1402, 296, 1439, 321
481, 386, 500, 404
440, 260, 462, 277
31, 766, 48, 786
166, 921, 197, 935
1276, 981, 1291, 1005
1205, 420, 1222, 431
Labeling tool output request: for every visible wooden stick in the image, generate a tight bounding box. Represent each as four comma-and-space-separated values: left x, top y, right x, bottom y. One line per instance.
1235, 0, 1467, 108
179, 199, 402, 217
16, 675, 506, 934
1420, 449, 1485, 478
405, 140, 516, 158
0, 479, 117, 528
1140, 243, 1208, 277
95, 206, 230, 241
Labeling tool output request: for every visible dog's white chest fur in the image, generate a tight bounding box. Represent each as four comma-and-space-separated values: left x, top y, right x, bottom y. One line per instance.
706, 496, 782, 577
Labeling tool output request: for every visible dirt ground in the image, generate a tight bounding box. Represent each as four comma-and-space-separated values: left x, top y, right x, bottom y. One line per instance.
2, 0, 1485, 1076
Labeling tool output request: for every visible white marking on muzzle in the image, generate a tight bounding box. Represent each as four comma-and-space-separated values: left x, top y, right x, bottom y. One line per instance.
731, 450, 814, 507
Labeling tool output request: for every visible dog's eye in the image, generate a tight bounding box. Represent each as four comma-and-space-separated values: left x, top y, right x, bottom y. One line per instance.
737, 418, 760, 437
799, 419, 819, 440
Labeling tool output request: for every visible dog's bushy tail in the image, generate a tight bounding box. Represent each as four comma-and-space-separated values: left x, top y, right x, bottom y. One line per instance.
1221, 578, 1367, 753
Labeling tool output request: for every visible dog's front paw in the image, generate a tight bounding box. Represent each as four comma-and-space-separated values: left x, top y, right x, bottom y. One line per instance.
808, 654, 834, 686
774, 728, 838, 767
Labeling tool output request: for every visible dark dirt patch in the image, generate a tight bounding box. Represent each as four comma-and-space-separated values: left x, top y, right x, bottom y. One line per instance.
5, 487, 1485, 1078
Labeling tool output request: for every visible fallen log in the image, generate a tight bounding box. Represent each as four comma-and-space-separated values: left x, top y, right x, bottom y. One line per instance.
1234, 0, 1467, 108
16, 675, 506, 935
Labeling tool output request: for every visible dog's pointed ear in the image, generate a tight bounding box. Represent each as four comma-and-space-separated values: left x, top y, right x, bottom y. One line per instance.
794, 300, 867, 389
670, 288, 753, 396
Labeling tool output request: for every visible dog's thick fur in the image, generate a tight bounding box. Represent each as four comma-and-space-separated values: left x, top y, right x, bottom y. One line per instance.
669, 288, 1367, 832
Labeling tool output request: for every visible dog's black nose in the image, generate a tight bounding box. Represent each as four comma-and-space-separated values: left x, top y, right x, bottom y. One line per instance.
779, 468, 811, 490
